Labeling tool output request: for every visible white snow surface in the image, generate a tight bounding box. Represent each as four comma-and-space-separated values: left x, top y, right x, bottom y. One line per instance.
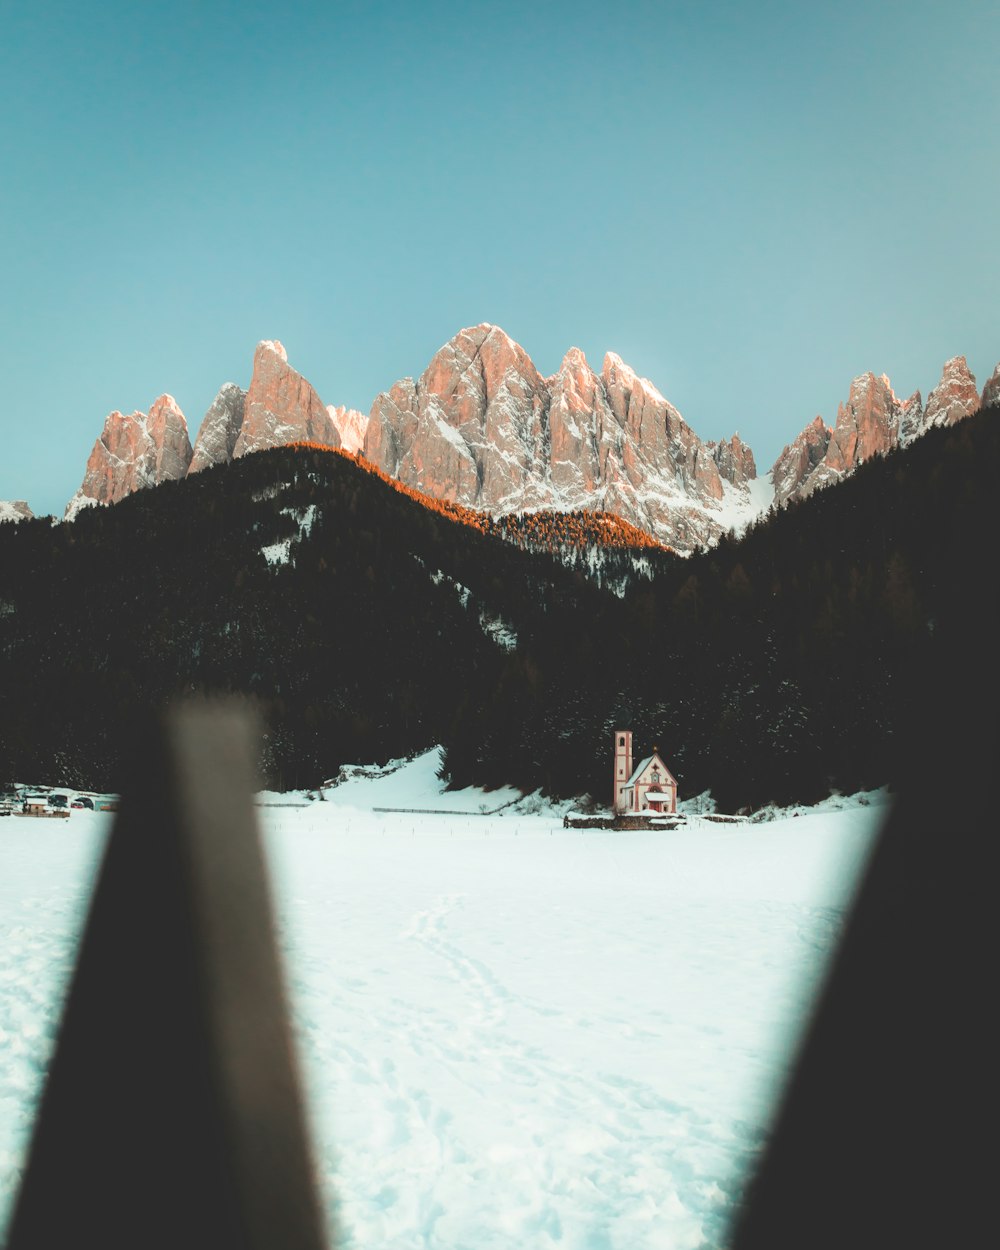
0, 751, 884, 1248
705, 476, 774, 543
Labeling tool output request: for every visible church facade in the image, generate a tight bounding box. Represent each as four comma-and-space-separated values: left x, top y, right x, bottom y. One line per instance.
612, 730, 678, 815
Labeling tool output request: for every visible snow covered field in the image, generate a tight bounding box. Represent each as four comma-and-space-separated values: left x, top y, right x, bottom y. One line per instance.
0, 752, 884, 1249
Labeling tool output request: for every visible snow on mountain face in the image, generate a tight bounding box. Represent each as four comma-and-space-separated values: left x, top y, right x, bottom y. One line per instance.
363, 324, 762, 552
0, 500, 33, 524
65, 394, 193, 519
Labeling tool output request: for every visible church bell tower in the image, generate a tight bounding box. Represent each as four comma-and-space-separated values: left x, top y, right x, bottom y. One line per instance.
613, 729, 633, 813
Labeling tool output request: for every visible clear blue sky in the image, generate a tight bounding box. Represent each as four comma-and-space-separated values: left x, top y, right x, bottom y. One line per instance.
2, 0, 998, 516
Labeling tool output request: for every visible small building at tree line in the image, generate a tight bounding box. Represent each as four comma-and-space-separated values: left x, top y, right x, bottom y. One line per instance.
612, 729, 678, 815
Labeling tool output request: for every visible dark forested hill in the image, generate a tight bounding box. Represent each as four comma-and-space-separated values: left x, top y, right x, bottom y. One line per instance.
0, 446, 609, 791
442, 405, 1000, 808
2, 410, 998, 810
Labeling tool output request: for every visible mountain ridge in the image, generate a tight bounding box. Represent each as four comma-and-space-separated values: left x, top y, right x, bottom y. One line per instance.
48, 327, 999, 551
3, 402, 997, 808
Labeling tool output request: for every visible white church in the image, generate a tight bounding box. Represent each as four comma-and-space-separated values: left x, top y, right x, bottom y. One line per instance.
612, 729, 678, 815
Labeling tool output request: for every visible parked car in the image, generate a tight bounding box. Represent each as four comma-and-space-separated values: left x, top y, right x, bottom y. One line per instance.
76, 796, 94, 810
71, 801, 85, 810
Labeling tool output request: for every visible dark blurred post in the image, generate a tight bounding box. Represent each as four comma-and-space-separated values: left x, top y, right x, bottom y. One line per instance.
7, 701, 331, 1250
730, 588, 996, 1248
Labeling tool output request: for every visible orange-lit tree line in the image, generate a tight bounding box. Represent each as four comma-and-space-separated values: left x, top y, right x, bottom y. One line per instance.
487, 510, 670, 554
284, 442, 669, 553
286, 443, 493, 533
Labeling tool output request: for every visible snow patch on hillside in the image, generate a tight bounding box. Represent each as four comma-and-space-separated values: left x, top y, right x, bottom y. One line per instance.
260, 505, 317, 566
261, 537, 292, 565
429, 571, 518, 649
710, 475, 775, 542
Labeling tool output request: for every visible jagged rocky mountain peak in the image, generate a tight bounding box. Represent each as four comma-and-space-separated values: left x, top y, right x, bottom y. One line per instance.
359, 327, 765, 549
256, 338, 288, 364
924, 355, 980, 428
980, 363, 1000, 410
418, 323, 546, 411
364, 324, 550, 511
67, 336, 343, 513
65, 396, 194, 518
57, 327, 999, 551
601, 350, 633, 382
234, 337, 340, 458
62, 324, 769, 546
555, 346, 595, 383
145, 393, 188, 428
189, 382, 247, 475
600, 351, 667, 402
768, 353, 995, 506
773, 368, 904, 504
839, 370, 894, 418
421, 323, 517, 379
831, 372, 901, 464
145, 394, 194, 484
550, 347, 602, 412
770, 416, 834, 507
709, 433, 757, 487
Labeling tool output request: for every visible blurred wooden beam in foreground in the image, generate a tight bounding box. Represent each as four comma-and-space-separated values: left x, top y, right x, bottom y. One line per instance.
7, 701, 331, 1250
730, 642, 994, 1250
